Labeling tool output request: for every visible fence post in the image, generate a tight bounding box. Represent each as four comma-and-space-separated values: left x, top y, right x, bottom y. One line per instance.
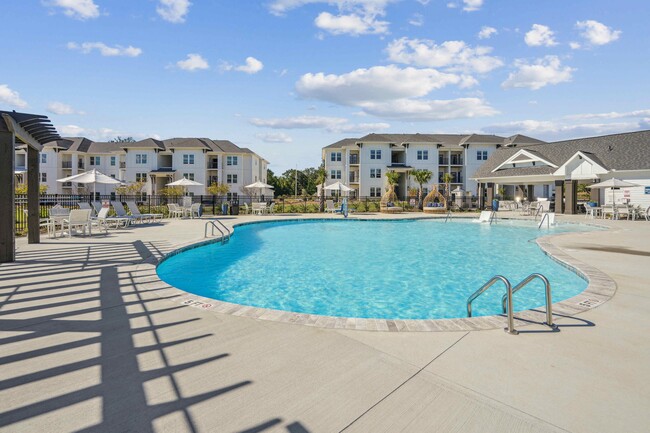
212, 195, 216, 215
304, 197, 307, 213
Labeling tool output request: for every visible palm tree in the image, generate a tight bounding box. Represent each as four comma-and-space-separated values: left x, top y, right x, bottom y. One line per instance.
411, 169, 432, 210
385, 170, 400, 193
442, 172, 454, 209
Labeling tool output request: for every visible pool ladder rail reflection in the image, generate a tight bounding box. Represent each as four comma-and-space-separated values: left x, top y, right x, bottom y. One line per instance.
466, 273, 556, 335
205, 219, 231, 244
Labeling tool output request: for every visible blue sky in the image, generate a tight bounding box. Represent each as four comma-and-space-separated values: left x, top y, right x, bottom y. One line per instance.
1, 0, 648, 172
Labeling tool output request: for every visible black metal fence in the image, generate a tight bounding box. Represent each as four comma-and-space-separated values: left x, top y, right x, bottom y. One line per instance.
13, 193, 479, 234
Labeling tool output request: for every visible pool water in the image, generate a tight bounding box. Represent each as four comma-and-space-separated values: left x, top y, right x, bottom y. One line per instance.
157, 219, 593, 320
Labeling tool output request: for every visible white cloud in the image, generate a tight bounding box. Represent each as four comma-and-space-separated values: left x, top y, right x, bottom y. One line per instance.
48, 0, 100, 20
221, 57, 264, 74
569, 41, 581, 50
157, 0, 191, 23
409, 13, 424, 27
315, 12, 389, 35
296, 65, 473, 106
360, 97, 497, 121
524, 24, 557, 47
576, 20, 621, 46
386, 37, 503, 74
462, 0, 483, 12
502, 56, 574, 90
564, 109, 650, 120
249, 115, 390, 133
256, 132, 293, 143
268, 0, 395, 35
0, 84, 28, 109
46, 102, 83, 115
175, 53, 209, 71
483, 119, 642, 139
67, 42, 142, 57
58, 124, 159, 141
478, 26, 497, 39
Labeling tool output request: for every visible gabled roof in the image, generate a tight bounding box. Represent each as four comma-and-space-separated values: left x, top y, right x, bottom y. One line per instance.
163, 138, 211, 150
492, 148, 558, 172
458, 134, 506, 145
132, 138, 166, 150
352, 133, 507, 148
87, 141, 126, 153
502, 134, 546, 147
473, 130, 650, 180
323, 138, 360, 149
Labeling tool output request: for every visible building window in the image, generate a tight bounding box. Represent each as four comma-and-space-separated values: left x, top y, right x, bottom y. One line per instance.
183, 154, 195, 165
370, 149, 382, 160
110, 156, 116, 166
370, 187, 381, 197
417, 150, 428, 160
183, 173, 195, 181
90, 156, 100, 166
477, 150, 488, 161
136, 154, 147, 164
330, 170, 341, 180
41, 154, 47, 164
135, 173, 147, 182
110, 174, 116, 179
330, 152, 341, 162
41, 172, 47, 182
227, 156, 238, 166
227, 174, 238, 184
370, 168, 381, 178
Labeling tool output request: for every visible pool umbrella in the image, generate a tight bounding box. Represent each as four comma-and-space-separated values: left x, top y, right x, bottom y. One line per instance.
587, 178, 640, 204
166, 178, 204, 196
324, 181, 353, 201
57, 168, 122, 198
244, 181, 274, 201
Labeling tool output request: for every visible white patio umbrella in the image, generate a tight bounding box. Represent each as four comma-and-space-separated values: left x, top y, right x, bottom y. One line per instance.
57, 168, 122, 198
166, 178, 204, 195
587, 178, 640, 204
324, 181, 353, 200
244, 181, 274, 201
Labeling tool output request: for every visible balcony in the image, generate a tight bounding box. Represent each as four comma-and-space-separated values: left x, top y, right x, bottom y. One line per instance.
61, 161, 72, 169
78, 162, 85, 169
349, 155, 359, 165
349, 173, 359, 183
450, 156, 463, 165
120, 162, 126, 169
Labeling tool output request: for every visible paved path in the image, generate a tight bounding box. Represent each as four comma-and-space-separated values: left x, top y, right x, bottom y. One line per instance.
1, 213, 648, 432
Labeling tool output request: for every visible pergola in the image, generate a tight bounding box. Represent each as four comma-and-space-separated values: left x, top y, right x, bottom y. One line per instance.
1, 110, 60, 263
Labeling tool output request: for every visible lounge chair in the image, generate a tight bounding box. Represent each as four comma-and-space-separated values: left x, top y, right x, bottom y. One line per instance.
422, 188, 446, 214
78, 202, 96, 216
268, 203, 276, 214
324, 200, 336, 213
126, 201, 163, 222
242, 203, 250, 214
111, 201, 140, 224
63, 209, 92, 237
92, 201, 103, 215
93, 206, 130, 229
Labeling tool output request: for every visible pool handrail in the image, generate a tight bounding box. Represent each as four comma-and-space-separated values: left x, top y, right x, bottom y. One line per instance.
501, 273, 555, 329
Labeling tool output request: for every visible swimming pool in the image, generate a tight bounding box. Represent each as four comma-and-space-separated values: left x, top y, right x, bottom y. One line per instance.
157, 219, 594, 320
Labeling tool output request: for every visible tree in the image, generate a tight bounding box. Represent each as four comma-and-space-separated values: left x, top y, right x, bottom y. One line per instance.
411, 169, 432, 210
385, 171, 400, 192
207, 182, 230, 196
159, 186, 184, 197
15, 183, 47, 195
316, 165, 326, 212
442, 172, 454, 209
115, 182, 145, 196
109, 136, 136, 143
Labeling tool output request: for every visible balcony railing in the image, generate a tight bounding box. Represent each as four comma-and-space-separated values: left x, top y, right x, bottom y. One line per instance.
349, 155, 359, 164
207, 162, 219, 169
120, 162, 126, 169
349, 174, 358, 183
450, 156, 463, 165
61, 161, 72, 169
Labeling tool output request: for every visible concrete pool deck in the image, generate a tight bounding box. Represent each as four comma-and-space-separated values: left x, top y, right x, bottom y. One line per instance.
1, 212, 649, 432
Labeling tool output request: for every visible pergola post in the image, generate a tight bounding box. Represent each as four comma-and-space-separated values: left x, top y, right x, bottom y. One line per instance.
0, 131, 16, 263
27, 146, 40, 244
564, 179, 578, 214
486, 183, 495, 209
554, 180, 564, 213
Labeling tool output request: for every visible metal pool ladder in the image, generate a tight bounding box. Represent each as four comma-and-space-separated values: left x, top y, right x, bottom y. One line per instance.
466, 273, 556, 335
204, 219, 231, 243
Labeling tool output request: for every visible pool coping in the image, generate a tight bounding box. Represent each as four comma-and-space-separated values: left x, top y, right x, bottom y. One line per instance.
134, 216, 617, 332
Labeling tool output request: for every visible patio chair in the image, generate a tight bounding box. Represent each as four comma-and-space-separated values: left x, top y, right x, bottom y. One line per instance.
601, 204, 615, 219
111, 201, 140, 224
242, 203, 250, 215
186, 203, 202, 219
126, 201, 163, 223
645, 206, 650, 222
268, 203, 276, 214
63, 209, 92, 237
616, 205, 631, 220
167, 203, 183, 218
48, 205, 71, 238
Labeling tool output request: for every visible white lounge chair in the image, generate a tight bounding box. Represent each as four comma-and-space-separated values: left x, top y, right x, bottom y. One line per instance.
186, 203, 201, 219
242, 203, 250, 215
111, 201, 140, 224
324, 200, 336, 213
93, 206, 130, 230
63, 209, 92, 237
126, 201, 163, 222
268, 203, 276, 214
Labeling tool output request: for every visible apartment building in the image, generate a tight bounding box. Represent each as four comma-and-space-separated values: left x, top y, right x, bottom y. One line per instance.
14, 137, 269, 198
321, 133, 544, 199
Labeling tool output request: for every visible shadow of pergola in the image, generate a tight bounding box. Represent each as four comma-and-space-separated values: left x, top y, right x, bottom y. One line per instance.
0, 240, 310, 432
